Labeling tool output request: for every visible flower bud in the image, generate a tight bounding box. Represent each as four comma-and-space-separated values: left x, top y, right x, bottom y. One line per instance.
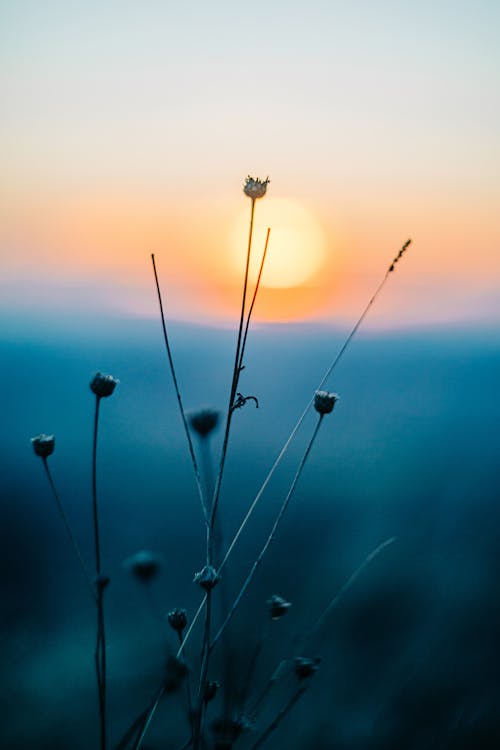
31, 434, 55, 458
313, 390, 338, 415
267, 594, 292, 620
167, 608, 188, 634
193, 565, 220, 591
189, 408, 220, 438
243, 176, 269, 200
90, 372, 119, 398
294, 656, 321, 680
124, 550, 162, 583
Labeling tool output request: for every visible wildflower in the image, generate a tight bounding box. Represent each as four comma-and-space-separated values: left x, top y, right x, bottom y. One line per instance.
243, 176, 269, 200
31, 434, 55, 458
267, 594, 292, 620
313, 390, 338, 415
90, 372, 119, 398
164, 655, 188, 693
193, 565, 220, 591
189, 408, 220, 438
167, 608, 188, 634
124, 550, 162, 583
294, 656, 321, 680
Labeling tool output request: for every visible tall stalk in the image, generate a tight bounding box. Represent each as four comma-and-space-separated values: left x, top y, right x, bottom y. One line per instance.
92, 394, 107, 750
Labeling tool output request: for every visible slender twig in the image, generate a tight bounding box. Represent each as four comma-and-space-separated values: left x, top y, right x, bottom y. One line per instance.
250, 537, 397, 719
132, 685, 165, 750
210, 415, 324, 649
238, 227, 271, 374
215, 240, 412, 585
151, 253, 209, 525
177, 631, 194, 736
41, 458, 95, 599
248, 687, 308, 750
240, 619, 271, 712
92, 394, 107, 750
301, 536, 397, 648
209, 197, 256, 545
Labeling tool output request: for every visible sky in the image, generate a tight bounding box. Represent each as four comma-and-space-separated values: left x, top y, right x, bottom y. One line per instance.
1, 0, 499, 328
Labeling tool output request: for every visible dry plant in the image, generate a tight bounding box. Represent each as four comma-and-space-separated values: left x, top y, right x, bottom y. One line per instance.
31, 176, 411, 750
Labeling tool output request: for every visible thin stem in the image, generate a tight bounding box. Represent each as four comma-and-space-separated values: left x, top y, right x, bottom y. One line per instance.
209, 197, 256, 546
151, 253, 209, 525
238, 227, 271, 374
210, 415, 324, 650
301, 536, 396, 649
41, 458, 95, 599
240, 619, 270, 712
192, 591, 212, 750
177, 631, 194, 736
132, 686, 165, 750
215, 240, 411, 586
248, 687, 308, 750
92, 396, 102, 574
92, 395, 107, 750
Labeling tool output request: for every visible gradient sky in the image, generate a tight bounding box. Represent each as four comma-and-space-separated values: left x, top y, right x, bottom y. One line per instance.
1, 0, 499, 327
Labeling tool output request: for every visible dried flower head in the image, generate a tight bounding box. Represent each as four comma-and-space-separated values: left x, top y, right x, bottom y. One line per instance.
193, 565, 220, 591
294, 656, 321, 680
189, 408, 220, 438
211, 714, 253, 746
124, 550, 162, 583
167, 608, 188, 634
243, 175, 269, 200
267, 594, 292, 620
31, 434, 55, 459
314, 390, 338, 415
164, 655, 188, 693
90, 372, 119, 398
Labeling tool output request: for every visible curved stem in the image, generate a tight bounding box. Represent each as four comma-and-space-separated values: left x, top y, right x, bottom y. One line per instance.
248, 687, 307, 750
238, 226, 271, 374
151, 253, 209, 525
41, 458, 95, 599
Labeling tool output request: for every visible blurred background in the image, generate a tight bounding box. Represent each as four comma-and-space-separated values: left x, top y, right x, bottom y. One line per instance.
1, 1, 499, 748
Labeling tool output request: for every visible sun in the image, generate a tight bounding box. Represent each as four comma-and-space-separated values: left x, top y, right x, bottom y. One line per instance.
228, 197, 327, 289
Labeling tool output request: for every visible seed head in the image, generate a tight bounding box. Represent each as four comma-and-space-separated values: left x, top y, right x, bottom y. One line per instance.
193, 565, 220, 591
31, 434, 55, 459
294, 656, 321, 680
314, 390, 338, 415
167, 608, 188, 634
267, 594, 292, 620
124, 550, 162, 583
90, 372, 119, 398
189, 408, 220, 438
243, 176, 269, 200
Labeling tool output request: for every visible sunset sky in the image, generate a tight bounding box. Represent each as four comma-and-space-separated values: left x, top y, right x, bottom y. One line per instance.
1, 0, 499, 328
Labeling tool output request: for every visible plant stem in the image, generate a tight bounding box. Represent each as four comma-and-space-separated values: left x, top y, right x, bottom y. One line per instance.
41, 458, 95, 599
210, 415, 324, 649
177, 631, 194, 736
237, 227, 270, 374
151, 253, 209, 525
132, 685, 165, 750
248, 686, 308, 750
92, 394, 107, 750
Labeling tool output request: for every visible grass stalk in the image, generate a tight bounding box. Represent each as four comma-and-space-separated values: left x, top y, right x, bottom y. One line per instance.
248, 686, 308, 750
151, 253, 209, 525
41, 457, 95, 599
210, 415, 324, 649
92, 394, 107, 750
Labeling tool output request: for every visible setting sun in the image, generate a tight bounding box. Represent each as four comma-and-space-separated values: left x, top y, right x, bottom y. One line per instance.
228, 198, 328, 289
